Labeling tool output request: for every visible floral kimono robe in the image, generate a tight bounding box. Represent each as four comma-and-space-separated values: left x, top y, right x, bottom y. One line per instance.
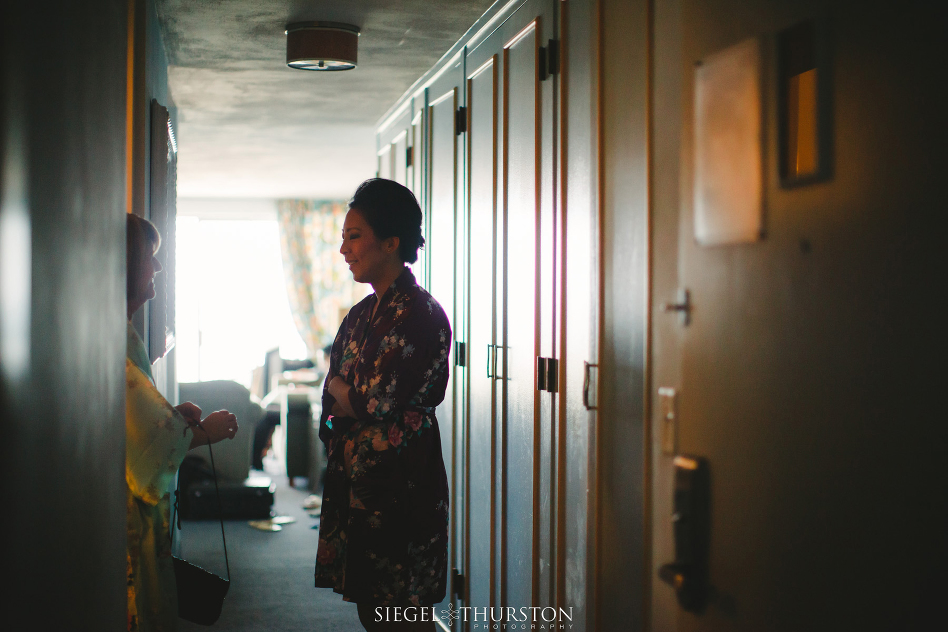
126, 322, 192, 632
315, 267, 452, 606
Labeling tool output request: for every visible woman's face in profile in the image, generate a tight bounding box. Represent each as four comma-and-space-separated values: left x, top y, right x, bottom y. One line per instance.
134, 245, 162, 303
340, 209, 391, 285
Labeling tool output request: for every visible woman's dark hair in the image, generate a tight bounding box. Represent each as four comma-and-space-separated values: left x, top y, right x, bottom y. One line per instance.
126, 213, 160, 298
348, 178, 425, 264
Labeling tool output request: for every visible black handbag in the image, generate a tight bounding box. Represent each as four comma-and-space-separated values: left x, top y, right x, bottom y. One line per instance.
171, 433, 231, 625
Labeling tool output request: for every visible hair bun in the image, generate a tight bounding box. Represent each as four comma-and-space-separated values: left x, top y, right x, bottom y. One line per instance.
349, 178, 424, 264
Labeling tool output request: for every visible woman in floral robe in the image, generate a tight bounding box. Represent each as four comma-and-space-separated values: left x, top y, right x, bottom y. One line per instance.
315, 179, 451, 631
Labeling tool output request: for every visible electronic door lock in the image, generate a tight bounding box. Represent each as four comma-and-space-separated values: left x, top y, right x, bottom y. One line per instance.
658, 455, 709, 612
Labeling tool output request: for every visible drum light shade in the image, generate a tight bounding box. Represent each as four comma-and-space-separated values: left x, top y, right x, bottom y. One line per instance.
285, 22, 360, 71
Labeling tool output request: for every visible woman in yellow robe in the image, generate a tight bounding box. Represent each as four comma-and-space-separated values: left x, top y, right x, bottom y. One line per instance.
125, 214, 239, 632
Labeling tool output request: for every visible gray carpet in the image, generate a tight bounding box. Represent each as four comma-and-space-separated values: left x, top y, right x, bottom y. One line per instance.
176, 467, 362, 632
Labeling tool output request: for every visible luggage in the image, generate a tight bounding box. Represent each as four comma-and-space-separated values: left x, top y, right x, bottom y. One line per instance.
184, 475, 275, 520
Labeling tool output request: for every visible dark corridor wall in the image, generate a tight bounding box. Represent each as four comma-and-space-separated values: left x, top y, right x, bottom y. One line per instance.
1, 1, 128, 628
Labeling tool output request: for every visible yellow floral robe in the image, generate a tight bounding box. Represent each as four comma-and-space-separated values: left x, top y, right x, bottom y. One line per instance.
126, 322, 192, 632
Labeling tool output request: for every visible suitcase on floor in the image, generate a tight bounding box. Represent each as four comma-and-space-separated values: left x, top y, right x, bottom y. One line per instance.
184, 475, 275, 520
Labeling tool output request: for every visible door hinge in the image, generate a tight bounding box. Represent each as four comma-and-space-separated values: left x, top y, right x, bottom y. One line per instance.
455, 106, 468, 135
455, 341, 467, 367
536, 356, 558, 393
406, 145, 413, 168
537, 356, 547, 391
548, 39, 560, 76
453, 568, 466, 597
539, 39, 560, 81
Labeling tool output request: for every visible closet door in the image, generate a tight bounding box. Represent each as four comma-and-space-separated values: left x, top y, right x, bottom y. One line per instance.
535, 2, 560, 609
461, 1, 559, 617
378, 109, 413, 188
409, 109, 423, 198
465, 48, 500, 615
377, 144, 393, 181
426, 66, 460, 319
501, 19, 540, 612
392, 130, 408, 186
499, 0, 557, 610
425, 57, 465, 614
560, 0, 599, 626
406, 106, 425, 282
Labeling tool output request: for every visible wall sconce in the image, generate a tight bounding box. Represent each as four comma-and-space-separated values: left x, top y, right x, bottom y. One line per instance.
285, 22, 360, 71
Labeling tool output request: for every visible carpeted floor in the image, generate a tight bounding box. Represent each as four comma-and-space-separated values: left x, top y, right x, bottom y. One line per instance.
177, 455, 362, 632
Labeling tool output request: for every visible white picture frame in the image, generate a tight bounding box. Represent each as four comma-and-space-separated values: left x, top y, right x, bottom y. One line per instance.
693, 37, 763, 246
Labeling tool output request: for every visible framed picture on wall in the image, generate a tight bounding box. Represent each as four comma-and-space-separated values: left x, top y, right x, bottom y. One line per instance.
148, 99, 177, 363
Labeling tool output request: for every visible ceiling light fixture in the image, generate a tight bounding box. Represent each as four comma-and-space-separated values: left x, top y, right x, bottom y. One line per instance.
285, 22, 360, 71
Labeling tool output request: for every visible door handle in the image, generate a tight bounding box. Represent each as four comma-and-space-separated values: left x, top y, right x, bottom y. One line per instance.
658, 455, 709, 612
661, 288, 692, 326
583, 362, 598, 410
487, 344, 502, 380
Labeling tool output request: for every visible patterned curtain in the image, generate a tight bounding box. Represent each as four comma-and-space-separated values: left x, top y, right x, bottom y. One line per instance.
276, 200, 368, 358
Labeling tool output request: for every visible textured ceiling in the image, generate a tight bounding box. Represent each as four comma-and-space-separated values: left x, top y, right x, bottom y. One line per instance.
158, 0, 495, 200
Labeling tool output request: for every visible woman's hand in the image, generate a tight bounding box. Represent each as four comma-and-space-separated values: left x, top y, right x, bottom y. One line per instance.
328, 376, 356, 418
175, 402, 202, 425
188, 410, 238, 450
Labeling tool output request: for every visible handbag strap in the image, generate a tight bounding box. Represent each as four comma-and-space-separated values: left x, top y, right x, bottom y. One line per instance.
172, 428, 231, 581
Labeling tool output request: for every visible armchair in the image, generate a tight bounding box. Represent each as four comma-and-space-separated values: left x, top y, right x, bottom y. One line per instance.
178, 380, 265, 482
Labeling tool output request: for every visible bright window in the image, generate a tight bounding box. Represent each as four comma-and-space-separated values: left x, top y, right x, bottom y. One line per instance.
175, 216, 307, 387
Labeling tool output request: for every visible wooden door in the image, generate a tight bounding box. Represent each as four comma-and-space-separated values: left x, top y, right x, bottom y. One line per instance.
410, 110, 423, 198
464, 46, 499, 618
534, 2, 559, 609
649, 1, 946, 630
594, 1, 651, 630
426, 74, 459, 311
392, 130, 408, 186
426, 58, 465, 617
379, 108, 422, 279
499, 0, 557, 612
460, 1, 559, 622
501, 16, 539, 614
377, 143, 393, 181
407, 109, 424, 282
378, 109, 414, 192
559, 0, 601, 628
